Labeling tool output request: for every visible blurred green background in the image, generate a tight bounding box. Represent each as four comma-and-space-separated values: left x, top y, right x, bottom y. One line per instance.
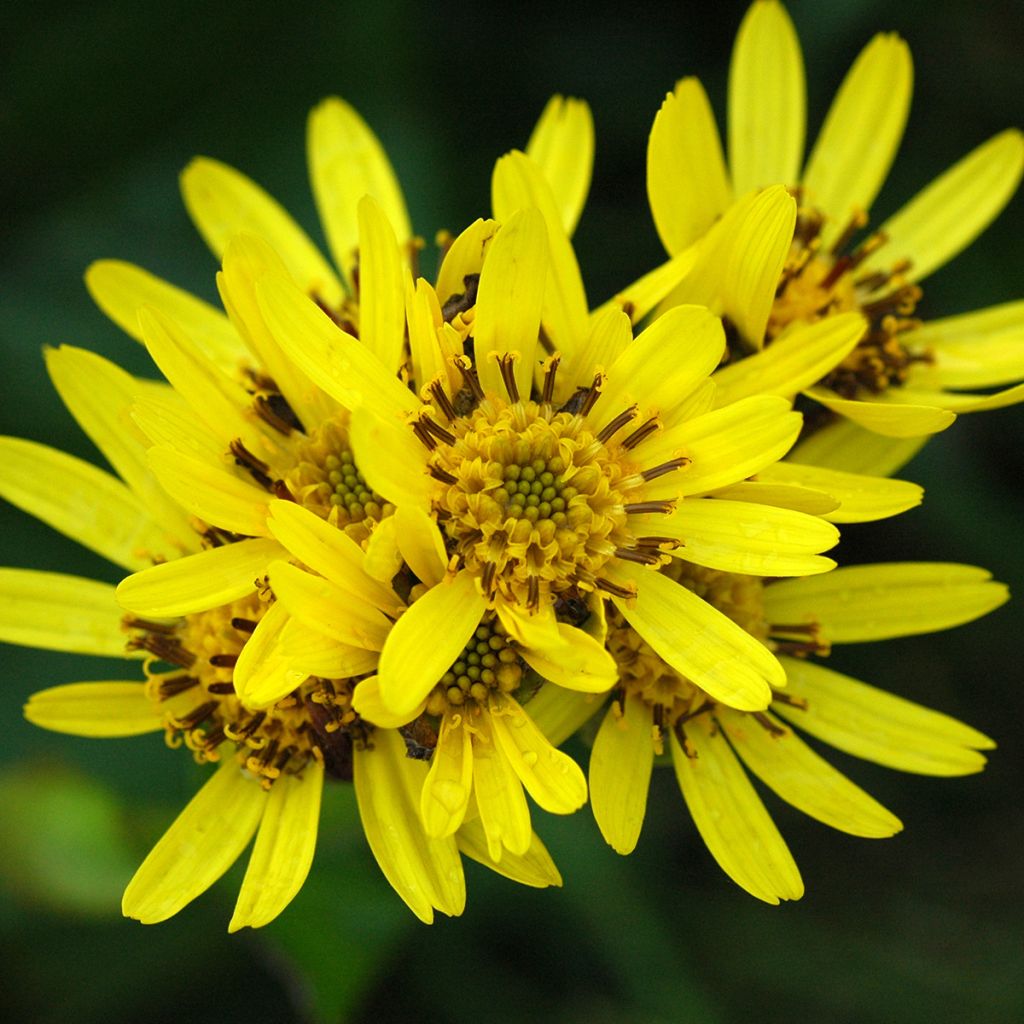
2, 1, 1022, 1021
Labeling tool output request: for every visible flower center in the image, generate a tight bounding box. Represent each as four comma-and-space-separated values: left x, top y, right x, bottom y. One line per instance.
764, 205, 932, 398
126, 594, 371, 785
424, 615, 525, 716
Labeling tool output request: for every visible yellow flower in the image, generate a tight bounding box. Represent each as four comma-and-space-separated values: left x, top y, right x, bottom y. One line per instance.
647, 0, 1024, 473
2, 345, 560, 930
585, 560, 1006, 903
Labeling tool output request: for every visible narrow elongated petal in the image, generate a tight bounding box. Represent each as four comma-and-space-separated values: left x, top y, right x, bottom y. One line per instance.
421, 714, 473, 837
489, 695, 587, 814
86, 260, 247, 372
775, 656, 992, 776
606, 562, 783, 711
863, 129, 1024, 282
883, 382, 1024, 414
351, 676, 420, 728
557, 305, 632, 406
712, 313, 866, 406
44, 346, 194, 544
471, 715, 532, 859
148, 447, 271, 537
229, 763, 324, 931
357, 195, 406, 374
394, 505, 448, 587
520, 685, 604, 748
256, 273, 419, 419
25, 682, 161, 737
648, 78, 731, 254
434, 218, 499, 316
591, 305, 725, 432
758, 461, 922, 522
804, 386, 955, 438
354, 730, 464, 922
181, 157, 343, 307
377, 571, 486, 718
132, 390, 226, 465
266, 500, 403, 614
123, 758, 266, 923
590, 695, 654, 855
710, 478, 840, 517
764, 562, 1009, 643
456, 819, 562, 888
802, 34, 912, 239
349, 407, 432, 509
0, 569, 134, 658
914, 299, 1024, 389
307, 97, 411, 284
232, 599, 308, 708
720, 707, 902, 837
640, 396, 801, 499
0, 437, 185, 570
789, 416, 928, 477
728, 0, 805, 194
525, 95, 594, 236
117, 538, 279, 616
473, 208, 548, 400
492, 151, 589, 359
279, 621, 379, 679
637, 499, 838, 576
672, 717, 803, 904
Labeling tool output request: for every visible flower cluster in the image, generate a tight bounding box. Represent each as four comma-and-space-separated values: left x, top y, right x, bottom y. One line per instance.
1, 1, 1018, 927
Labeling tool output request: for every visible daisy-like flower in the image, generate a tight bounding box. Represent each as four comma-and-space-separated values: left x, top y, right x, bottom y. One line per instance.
585, 559, 1006, 903
647, 0, 1024, 472
2, 346, 560, 930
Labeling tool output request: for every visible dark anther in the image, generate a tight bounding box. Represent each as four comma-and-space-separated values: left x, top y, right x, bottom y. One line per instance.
621, 417, 661, 450
209, 653, 239, 668
207, 681, 236, 695
230, 439, 270, 475
481, 561, 497, 595
419, 414, 456, 446
156, 674, 199, 699
130, 635, 195, 669
829, 210, 869, 257
254, 393, 304, 435
170, 700, 218, 731
613, 546, 664, 566
596, 405, 640, 444
497, 353, 520, 403
640, 457, 690, 482
455, 356, 485, 400
428, 465, 458, 484
527, 575, 540, 611
412, 419, 438, 451
123, 616, 176, 635
441, 273, 480, 323
231, 617, 259, 634
428, 380, 458, 421
623, 501, 676, 515
541, 354, 562, 406
753, 711, 787, 737
272, 479, 297, 501
595, 577, 636, 600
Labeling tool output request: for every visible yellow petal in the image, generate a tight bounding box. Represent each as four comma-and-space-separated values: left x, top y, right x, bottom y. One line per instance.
147, 447, 271, 537
229, 762, 323, 931
590, 695, 654, 855
711, 312, 866, 406
354, 731, 465, 922
672, 716, 803, 904
525, 95, 594, 236
520, 685, 604, 748
637, 498, 838, 577
407, 277, 452, 399
279, 620, 379, 679
456, 819, 562, 888
232, 599, 308, 708
774, 656, 992, 777
489, 695, 588, 814
44, 346, 194, 545
24, 682, 161, 737
470, 714, 533, 859
606, 561, 782, 711
639, 396, 801, 499
720, 707, 902, 837
473, 207, 548, 401
647, 78, 731, 254
256, 272, 419, 419
557, 305, 632, 406
591, 305, 725, 432
913, 299, 1024, 389
351, 675, 420, 728
357, 195, 407, 374
0, 436, 185, 571
434, 218, 499, 319
117, 537, 281, 617
802, 34, 912, 242
181, 156, 343, 308
132, 390, 227, 465
394, 505, 448, 588
0, 568, 134, 658
349, 407, 432, 510
728, 0, 805, 194
758, 461, 922, 523
803, 385, 955, 438
377, 571, 486, 718
887, 382, 1024, 414
763, 562, 1009, 643
266, 500, 403, 615
492, 151, 589, 361
863, 129, 1024, 283
307, 97, 411, 284
789, 416, 927, 477
123, 758, 266, 923
710, 479, 840, 517
85, 260, 247, 373
363, 514, 404, 583
420, 713, 473, 837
